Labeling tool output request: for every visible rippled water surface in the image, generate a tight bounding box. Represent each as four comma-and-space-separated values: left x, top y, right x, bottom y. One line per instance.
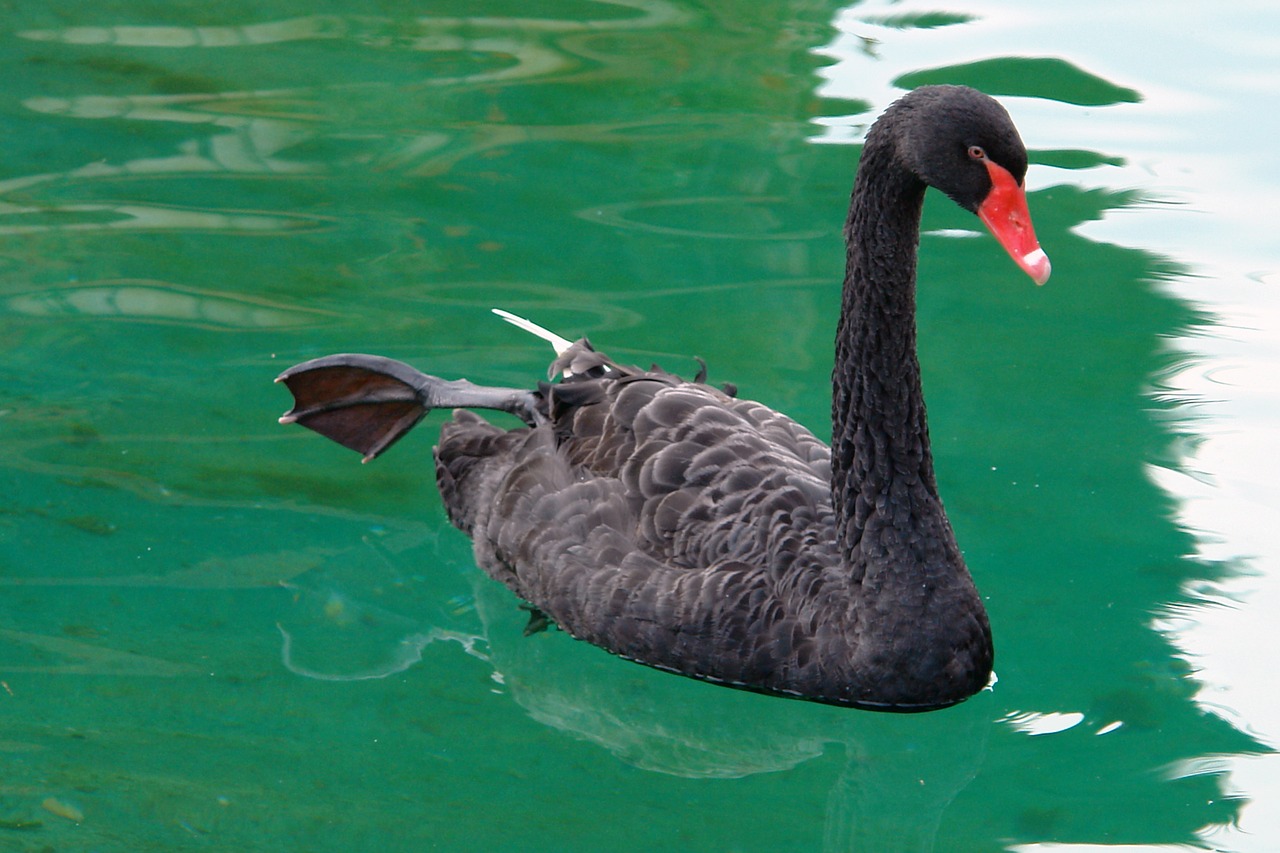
3, 1, 1278, 850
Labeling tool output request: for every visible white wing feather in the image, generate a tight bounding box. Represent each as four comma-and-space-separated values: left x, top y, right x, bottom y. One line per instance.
491, 308, 574, 356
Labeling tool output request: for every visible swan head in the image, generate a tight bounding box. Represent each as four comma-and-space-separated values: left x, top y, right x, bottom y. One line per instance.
893, 85, 1051, 285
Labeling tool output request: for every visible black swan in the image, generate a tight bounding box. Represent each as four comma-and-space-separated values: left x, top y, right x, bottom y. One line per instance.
276, 85, 1049, 712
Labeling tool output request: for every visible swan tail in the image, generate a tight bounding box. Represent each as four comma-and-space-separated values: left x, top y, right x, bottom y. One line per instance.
276, 353, 541, 463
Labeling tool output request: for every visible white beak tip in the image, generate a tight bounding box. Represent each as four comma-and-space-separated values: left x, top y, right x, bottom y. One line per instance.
1022, 248, 1051, 285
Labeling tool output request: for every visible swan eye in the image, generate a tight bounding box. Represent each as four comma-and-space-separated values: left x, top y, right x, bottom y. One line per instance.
967, 145, 987, 161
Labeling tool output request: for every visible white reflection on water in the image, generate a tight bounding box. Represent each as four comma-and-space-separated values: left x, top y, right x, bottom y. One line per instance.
1000, 710, 1086, 736
4, 281, 339, 328
820, 1, 1280, 850
17, 2, 691, 48
1060, 3, 1280, 850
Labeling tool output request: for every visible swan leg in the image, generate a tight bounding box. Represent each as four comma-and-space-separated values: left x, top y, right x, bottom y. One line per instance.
519, 603, 553, 636
276, 353, 542, 462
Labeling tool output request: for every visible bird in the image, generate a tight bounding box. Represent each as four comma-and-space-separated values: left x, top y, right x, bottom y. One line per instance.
276, 85, 1050, 712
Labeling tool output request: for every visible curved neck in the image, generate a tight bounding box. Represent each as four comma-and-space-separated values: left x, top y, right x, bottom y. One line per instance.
831, 137, 940, 560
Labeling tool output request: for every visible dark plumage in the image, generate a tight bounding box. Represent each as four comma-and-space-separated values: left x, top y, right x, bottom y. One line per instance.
277, 85, 1050, 711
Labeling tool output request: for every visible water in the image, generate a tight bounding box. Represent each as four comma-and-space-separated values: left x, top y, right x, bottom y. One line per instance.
1, 1, 1277, 850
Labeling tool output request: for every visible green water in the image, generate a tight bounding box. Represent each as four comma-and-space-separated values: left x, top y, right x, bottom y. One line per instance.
1, 1, 1275, 850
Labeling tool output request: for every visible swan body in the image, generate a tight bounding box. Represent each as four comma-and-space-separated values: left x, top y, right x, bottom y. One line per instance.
277, 85, 1048, 711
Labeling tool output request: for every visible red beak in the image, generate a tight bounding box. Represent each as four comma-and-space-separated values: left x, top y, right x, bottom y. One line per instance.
976, 160, 1051, 285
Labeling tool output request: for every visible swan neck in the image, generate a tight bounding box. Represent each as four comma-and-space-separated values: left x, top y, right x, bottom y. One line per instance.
831, 143, 940, 558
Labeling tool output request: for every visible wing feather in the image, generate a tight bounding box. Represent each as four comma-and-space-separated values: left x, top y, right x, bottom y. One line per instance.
435, 360, 852, 699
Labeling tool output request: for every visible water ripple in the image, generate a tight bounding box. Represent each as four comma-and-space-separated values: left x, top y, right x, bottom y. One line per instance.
4, 281, 339, 329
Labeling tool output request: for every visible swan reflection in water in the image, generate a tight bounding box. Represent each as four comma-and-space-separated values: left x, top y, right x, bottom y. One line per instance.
277, 536, 989, 852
